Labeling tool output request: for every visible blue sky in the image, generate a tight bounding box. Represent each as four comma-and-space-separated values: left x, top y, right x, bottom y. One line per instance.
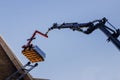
0, 0, 120, 80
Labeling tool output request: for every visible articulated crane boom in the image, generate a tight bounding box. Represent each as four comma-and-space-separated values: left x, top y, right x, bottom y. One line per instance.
46, 17, 120, 50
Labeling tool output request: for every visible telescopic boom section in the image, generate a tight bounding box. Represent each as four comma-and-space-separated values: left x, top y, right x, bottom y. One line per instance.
27, 30, 48, 46
45, 22, 94, 35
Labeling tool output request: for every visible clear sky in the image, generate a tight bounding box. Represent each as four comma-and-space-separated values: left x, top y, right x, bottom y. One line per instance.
0, 0, 120, 80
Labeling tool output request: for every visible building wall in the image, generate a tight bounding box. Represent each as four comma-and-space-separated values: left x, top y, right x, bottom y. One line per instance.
0, 44, 22, 80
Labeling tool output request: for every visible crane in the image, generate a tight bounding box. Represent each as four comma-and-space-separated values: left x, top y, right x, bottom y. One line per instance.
45, 17, 120, 50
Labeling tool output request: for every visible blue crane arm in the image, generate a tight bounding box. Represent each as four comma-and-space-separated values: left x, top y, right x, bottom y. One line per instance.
46, 17, 120, 50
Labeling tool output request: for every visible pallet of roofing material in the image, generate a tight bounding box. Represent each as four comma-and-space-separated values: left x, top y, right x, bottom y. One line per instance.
22, 30, 48, 63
